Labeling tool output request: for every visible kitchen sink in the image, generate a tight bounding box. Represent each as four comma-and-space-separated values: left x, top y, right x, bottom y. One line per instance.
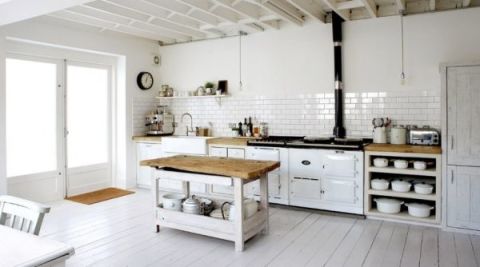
162, 136, 214, 155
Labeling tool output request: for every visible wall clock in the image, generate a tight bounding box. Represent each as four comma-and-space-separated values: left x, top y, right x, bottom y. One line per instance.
137, 72, 154, 90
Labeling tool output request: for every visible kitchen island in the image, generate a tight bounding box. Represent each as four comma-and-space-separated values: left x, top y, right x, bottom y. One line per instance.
141, 155, 280, 251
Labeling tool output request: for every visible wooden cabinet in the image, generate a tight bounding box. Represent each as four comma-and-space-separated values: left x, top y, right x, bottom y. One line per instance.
447, 166, 480, 230
446, 65, 480, 166
136, 143, 163, 187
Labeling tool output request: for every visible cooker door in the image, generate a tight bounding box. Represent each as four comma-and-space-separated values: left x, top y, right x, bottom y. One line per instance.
322, 178, 357, 204
290, 177, 322, 200
323, 151, 357, 178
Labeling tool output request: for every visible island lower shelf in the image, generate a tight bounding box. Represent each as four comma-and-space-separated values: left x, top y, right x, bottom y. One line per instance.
156, 205, 267, 242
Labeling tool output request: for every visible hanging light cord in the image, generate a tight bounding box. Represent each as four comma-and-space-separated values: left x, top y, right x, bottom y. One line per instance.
400, 13, 405, 81
239, 31, 243, 90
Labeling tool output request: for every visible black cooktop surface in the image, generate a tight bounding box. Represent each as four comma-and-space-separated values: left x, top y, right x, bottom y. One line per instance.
247, 136, 371, 150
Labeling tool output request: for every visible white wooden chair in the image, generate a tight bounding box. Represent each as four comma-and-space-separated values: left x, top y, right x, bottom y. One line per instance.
0, 195, 51, 235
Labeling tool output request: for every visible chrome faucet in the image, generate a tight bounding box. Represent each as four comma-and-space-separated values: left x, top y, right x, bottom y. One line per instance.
181, 112, 196, 136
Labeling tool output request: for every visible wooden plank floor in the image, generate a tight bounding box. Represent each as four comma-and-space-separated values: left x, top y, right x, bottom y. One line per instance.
40, 189, 480, 267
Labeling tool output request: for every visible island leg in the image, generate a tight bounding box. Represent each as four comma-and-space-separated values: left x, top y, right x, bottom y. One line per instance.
152, 169, 160, 233
233, 178, 244, 252
259, 173, 269, 234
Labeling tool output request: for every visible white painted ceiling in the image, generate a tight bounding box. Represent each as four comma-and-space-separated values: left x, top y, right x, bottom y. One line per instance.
4, 0, 480, 44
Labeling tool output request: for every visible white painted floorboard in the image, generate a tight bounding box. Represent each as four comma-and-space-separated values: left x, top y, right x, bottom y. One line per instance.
39, 189, 480, 267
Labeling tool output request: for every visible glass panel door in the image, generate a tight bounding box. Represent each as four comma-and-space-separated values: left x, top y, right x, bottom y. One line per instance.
65, 62, 111, 196
6, 55, 65, 201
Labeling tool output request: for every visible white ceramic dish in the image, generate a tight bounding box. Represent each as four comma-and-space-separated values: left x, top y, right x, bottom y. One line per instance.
414, 183, 434, 194
373, 158, 389, 168
394, 159, 408, 169
391, 180, 411, 192
405, 203, 434, 218
413, 161, 427, 170
374, 198, 403, 214
162, 193, 186, 211
371, 179, 389, 190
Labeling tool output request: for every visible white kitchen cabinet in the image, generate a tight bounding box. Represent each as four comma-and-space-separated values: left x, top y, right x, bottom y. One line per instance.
208, 146, 245, 196
447, 166, 480, 230
136, 143, 163, 187
446, 65, 480, 166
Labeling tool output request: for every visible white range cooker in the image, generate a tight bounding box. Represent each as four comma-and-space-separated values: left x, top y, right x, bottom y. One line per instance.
246, 136, 366, 215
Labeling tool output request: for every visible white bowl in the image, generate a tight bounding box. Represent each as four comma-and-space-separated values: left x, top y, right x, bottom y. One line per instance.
394, 159, 408, 169
413, 161, 427, 170
373, 158, 389, 168
162, 193, 185, 211
374, 198, 403, 214
391, 180, 411, 192
405, 203, 434, 218
414, 183, 434, 194
371, 179, 389, 190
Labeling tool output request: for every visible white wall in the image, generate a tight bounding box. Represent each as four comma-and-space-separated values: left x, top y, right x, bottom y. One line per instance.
0, 16, 160, 198
158, 8, 480, 96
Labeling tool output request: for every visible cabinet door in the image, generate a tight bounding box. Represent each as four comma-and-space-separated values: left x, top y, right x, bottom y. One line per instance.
227, 148, 245, 159
136, 143, 162, 187
447, 166, 480, 230
209, 146, 227, 157
447, 66, 480, 165
322, 178, 356, 204
290, 177, 322, 200
323, 152, 357, 178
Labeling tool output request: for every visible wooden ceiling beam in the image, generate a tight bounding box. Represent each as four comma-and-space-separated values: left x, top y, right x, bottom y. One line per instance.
246, 0, 303, 26
286, 0, 326, 23
337, 0, 364, 10
214, 0, 278, 29
322, 0, 350, 21
361, 0, 378, 17
394, 0, 406, 13
462, 0, 471, 7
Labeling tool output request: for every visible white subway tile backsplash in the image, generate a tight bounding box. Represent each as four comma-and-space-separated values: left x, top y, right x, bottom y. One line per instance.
132, 90, 441, 138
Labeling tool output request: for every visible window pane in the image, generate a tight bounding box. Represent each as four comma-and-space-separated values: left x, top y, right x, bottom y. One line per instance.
67, 65, 108, 168
6, 58, 57, 177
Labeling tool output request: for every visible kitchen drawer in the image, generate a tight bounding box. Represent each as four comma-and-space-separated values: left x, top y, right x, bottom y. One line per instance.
227, 148, 245, 159
210, 185, 233, 196
158, 179, 207, 194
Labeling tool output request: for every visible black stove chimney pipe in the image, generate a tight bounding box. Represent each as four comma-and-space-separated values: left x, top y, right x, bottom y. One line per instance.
332, 12, 346, 138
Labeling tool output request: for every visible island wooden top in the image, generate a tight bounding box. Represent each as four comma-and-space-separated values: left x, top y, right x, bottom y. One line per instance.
365, 144, 442, 154
141, 155, 280, 179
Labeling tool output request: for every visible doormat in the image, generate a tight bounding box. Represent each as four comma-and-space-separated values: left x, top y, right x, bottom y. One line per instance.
66, 187, 134, 205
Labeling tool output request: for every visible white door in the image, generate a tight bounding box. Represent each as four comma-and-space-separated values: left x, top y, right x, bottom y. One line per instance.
447, 166, 480, 230
65, 62, 112, 196
447, 65, 480, 166
5, 55, 65, 202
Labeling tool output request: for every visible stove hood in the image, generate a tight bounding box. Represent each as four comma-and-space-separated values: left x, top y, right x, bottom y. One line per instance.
332, 12, 346, 139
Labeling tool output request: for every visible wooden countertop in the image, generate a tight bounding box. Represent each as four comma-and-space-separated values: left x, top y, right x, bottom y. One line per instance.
365, 144, 442, 154
208, 137, 257, 146
141, 155, 280, 179
132, 136, 163, 143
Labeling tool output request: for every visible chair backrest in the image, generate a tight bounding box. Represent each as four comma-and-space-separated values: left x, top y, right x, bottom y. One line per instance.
0, 195, 51, 235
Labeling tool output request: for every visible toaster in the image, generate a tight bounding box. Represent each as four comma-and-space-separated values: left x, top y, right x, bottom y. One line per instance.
408, 127, 440, 145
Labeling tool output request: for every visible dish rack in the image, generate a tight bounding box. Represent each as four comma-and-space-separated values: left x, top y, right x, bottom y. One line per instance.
364, 147, 442, 225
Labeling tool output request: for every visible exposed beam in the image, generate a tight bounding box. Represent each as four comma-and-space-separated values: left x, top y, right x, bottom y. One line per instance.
322, 0, 350, 21
286, 0, 326, 23
394, 0, 406, 12
429, 0, 436, 10
337, 0, 364, 10
462, 0, 471, 7
48, 10, 175, 43
361, 0, 377, 17
0, 0, 95, 26
214, 0, 275, 29
247, 0, 303, 26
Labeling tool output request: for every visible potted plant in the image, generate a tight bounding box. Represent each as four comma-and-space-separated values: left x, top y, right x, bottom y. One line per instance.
204, 82, 215, 95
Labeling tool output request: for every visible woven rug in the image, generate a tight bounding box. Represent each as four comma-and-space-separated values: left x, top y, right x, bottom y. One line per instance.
66, 187, 134, 205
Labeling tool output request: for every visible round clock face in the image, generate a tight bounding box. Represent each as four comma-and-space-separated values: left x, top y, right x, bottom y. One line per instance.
137, 72, 154, 90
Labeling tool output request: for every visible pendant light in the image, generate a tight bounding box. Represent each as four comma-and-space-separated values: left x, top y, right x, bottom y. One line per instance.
400, 12, 406, 85
238, 31, 246, 91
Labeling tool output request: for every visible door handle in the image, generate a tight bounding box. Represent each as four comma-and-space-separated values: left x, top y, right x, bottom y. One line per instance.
450, 136, 454, 150
451, 169, 454, 184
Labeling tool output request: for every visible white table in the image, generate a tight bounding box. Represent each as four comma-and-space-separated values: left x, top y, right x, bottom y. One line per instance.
0, 226, 75, 267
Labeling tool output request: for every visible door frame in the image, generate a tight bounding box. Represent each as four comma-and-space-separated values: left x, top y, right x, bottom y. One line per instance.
5, 53, 66, 202
440, 60, 480, 233
64, 60, 113, 197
